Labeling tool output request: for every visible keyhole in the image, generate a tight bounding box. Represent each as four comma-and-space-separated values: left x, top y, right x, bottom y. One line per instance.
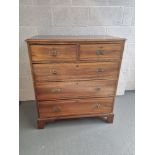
96, 88, 101, 91
99, 46, 103, 48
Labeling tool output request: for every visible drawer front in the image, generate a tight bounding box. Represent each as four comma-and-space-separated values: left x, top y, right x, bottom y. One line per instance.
35, 80, 116, 100
30, 45, 77, 62
80, 44, 122, 61
33, 62, 119, 82
38, 98, 113, 118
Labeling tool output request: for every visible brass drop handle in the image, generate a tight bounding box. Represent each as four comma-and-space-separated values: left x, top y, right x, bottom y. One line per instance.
49, 50, 58, 56
96, 50, 105, 55
51, 88, 62, 93
93, 103, 101, 109
52, 106, 61, 112
96, 50, 110, 55
96, 68, 104, 73
50, 69, 57, 75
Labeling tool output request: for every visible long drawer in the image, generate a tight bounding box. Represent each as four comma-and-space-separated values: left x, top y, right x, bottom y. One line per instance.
30, 45, 77, 62
38, 98, 113, 118
33, 62, 119, 82
80, 43, 122, 61
35, 80, 116, 100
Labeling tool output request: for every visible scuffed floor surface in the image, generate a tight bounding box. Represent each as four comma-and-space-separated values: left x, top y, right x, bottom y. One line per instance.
20, 91, 135, 155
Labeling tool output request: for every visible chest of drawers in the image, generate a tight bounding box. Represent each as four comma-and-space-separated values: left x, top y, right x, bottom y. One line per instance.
26, 35, 125, 129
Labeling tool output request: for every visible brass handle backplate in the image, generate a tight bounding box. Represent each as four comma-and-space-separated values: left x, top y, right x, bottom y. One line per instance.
93, 103, 101, 109
50, 69, 57, 75
96, 50, 110, 55
51, 88, 62, 93
96, 50, 105, 55
96, 68, 104, 73
52, 106, 61, 112
49, 50, 58, 56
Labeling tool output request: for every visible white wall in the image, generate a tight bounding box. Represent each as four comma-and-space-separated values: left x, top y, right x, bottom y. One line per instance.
19, 0, 135, 100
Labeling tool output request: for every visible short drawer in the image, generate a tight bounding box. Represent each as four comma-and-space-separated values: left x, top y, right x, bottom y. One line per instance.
35, 80, 116, 100
38, 98, 113, 118
80, 43, 122, 61
33, 62, 119, 82
30, 45, 77, 62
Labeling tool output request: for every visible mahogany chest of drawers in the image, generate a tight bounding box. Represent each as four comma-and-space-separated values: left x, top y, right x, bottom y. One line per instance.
26, 35, 125, 129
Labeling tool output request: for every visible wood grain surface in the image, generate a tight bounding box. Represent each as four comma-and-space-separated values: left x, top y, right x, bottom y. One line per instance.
80, 43, 122, 61
38, 98, 113, 118
35, 80, 116, 100
30, 45, 77, 62
26, 35, 125, 129
33, 62, 119, 82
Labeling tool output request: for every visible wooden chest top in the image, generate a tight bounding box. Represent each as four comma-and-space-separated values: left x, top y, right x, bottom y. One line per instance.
26, 35, 125, 43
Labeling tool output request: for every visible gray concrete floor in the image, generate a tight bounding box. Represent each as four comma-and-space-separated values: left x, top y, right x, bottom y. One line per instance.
19, 91, 135, 155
